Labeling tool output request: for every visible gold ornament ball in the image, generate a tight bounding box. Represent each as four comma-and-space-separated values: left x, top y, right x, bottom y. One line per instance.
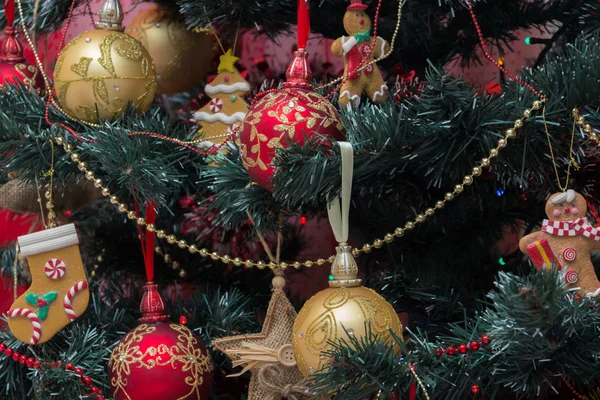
126, 6, 213, 94
53, 29, 156, 122
292, 286, 402, 377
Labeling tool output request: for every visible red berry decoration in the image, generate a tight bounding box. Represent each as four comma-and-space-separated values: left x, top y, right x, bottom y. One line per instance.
0, 343, 6, 352
469, 341, 480, 351
471, 385, 480, 394
5, 348, 12, 357
12, 351, 19, 361
26, 357, 34, 367
66, 363, 75, 371
108, 283, 213, 400
436, 348, 444, 357
239, 48, 345, 191
481, 334, 491, 345
82, 376, 93, 386
75, 367, 84, 376
458, 344, 468, 354
446, 346, 456, 356
19, 355, 26, 364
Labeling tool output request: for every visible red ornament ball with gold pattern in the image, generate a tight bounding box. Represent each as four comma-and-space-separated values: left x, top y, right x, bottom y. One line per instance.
0, 26, 44, 95
239, 48, 345, 190
108, 284, 213, 400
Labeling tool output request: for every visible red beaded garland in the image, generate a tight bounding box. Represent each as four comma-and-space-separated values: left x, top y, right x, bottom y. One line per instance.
436, 348, 444, 357
458, 344, 468, 354
0, 342, 102, 399
446, 346, 456, 356
481, 335, 490, 345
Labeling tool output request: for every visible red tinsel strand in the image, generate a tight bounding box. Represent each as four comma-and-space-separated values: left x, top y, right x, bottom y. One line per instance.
560, 376, 586, 400
297, 0, 310, 49
0, 343, 104, 399
466, 0, 544, 99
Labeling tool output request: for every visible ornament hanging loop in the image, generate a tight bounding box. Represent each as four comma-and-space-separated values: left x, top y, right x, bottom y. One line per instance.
327, 142, 361, 287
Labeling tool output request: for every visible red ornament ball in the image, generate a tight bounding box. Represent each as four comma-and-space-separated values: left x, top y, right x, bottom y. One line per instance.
458, 344, 468, 354
108, 322, 213, 400
446, 346, 456, 356
469, 341, 480, 351
481, 334, 490, 345
239, 88, 345, 190
0, 27, 44, 95
436, 348, 444, 357
239, 48, 345, 191
471, 385, 480, 394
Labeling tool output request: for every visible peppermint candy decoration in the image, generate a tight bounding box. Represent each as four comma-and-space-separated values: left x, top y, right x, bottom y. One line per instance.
209, 98, 223, 113
562, 248, 577, 262
45, 258, 66, 280
564, 269, 579, 284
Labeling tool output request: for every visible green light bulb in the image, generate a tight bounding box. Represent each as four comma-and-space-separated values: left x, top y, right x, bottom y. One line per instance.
524, 37, 531, 45
328, 274, 334, 281
498, 257, 506, 266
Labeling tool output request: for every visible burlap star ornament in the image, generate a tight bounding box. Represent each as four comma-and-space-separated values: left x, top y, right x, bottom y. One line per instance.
213, 288, 309, 400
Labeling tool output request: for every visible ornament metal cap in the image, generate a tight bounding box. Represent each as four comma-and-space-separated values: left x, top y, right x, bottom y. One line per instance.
95, 0, 125, 31
282, 48, 313, 90
0, 26, 25, 63
139, 282, 170, 323
329, 243, 362, 288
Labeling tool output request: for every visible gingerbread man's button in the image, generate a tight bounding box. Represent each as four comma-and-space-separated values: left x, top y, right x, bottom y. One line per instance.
277, 343, 297, 367
564, 269, 579, 284
562, 248, 576, 262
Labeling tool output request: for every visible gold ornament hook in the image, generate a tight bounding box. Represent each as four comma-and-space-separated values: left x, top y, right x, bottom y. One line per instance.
95, 0, 125, 31
329, 242, 361, 287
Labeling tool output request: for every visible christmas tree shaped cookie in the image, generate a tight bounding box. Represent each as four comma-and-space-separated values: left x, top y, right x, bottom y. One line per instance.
8, 224, 89, 344
194, 49, 250, 145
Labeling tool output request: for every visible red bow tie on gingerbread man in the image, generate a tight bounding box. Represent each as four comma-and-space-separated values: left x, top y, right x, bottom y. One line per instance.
520, 189, 600, 297
331, 0, 389, 108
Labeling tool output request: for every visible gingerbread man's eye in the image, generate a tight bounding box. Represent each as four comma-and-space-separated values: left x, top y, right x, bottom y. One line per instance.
356, 13, 359, 17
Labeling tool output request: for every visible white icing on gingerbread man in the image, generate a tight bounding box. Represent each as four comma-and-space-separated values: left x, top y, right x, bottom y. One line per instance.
331, 0, 389, 108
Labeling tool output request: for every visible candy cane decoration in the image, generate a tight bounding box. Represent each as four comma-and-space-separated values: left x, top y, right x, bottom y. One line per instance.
63, 280, 88, 321
45, 258, 66, 280
7, 308, 42, 344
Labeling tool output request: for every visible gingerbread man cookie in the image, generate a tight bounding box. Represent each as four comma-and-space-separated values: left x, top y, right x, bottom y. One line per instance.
331, 0, 389, 108
519, 190, 600, 297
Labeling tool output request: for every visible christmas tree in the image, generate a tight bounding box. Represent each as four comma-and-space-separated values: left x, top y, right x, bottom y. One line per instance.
1, 0, 600, 399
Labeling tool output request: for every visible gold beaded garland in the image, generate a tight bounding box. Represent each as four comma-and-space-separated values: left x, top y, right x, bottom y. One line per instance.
55, 98, 547, 270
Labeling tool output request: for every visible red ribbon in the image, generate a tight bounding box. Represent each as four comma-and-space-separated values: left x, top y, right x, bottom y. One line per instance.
297, 0, 310, 49
133, 199, 157, 282
4, 0, 15, 26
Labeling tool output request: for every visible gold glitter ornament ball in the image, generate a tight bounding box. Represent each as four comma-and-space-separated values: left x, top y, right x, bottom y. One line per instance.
126, 5, 213, 94
292, 285, 402, 377
53, 0, 156, 122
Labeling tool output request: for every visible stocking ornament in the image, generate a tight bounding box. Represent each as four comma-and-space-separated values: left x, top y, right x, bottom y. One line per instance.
520, 190, 600, 297
8, 224, 89, 344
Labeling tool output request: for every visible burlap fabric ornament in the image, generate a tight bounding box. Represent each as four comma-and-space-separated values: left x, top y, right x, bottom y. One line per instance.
213, 285, 309, 400
0, 178, 99, 215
